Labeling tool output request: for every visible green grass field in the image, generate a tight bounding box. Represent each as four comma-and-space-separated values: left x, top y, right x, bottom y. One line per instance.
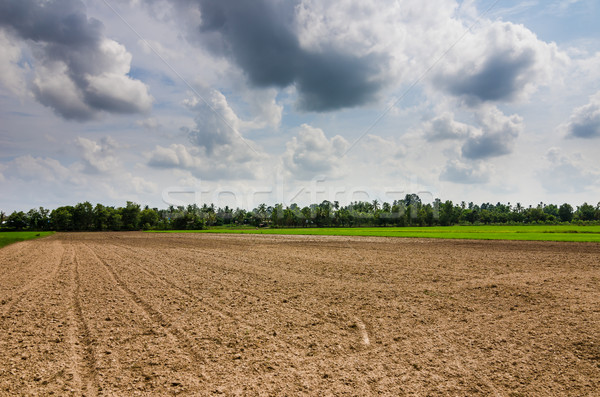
0, 231, 55, 249
149, 225, 600, 242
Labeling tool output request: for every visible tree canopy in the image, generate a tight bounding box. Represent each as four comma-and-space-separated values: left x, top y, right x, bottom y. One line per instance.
1, 197, 599, 232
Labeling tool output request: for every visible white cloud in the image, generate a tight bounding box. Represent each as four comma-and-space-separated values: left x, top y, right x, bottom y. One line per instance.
0, 30, 27, 96
283, 124, 349, 179
360, 134, 407, 159
183, 90, 244, 153
147, 143, 264, 180
75, 136, 120, 174
423, 112, 477, 141
129, 174, 157, 195
461, 106, 523, 160
2, 152, 158, 208
440, 159, 492, 184
85, 70, 153, 114
10, 155, 74, 183
539, 147, 600, 193
32, 61, 95, 120
239, 88, 283, 130
164, 89, 268, 179
30, 38, 153, 120
0, 0, 153, 121
433, 21, 567, 104
562, 91, 600, 138
137, 117, 161, 130
421, 107, 523, 160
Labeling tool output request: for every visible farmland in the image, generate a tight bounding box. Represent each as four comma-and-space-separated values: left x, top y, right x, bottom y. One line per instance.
153, 224, 600, 242
0, 231, 54, 249
1, 232, 599, 395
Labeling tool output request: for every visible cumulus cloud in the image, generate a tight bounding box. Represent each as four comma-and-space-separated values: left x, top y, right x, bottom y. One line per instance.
423, 107, 523, 160
137, 117, 161, 130
75, 136, 120, 174
6, 155, 78, 184
147, 89, 266, 180
0, 30, 27, 96
539, 148, 600, 193
183, 90, 260, 159
440, 159, 491, 184
434, 21, 566, 105
283, 124, 349, 179
2, 152, 157, 206
423, 112, 477, 142
240, 88, 283, 130
147, 143, 261, 180
563, 91, 600, 139
0, 0, 152, 120
173, 0, 384, 112
361, 134, 407, 159
461, 107, 523, 160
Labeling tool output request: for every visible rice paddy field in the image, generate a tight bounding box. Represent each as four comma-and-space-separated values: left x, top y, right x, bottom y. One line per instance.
152, 224, 600, 242
0, 231, 55, 249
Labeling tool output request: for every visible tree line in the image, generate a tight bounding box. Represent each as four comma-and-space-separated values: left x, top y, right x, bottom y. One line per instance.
1, 195, 599, 232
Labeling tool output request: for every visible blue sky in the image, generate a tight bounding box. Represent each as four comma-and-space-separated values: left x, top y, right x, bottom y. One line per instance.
1, 0, 599, 212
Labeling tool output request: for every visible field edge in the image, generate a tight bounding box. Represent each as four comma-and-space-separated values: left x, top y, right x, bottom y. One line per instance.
0, 231, 55, 249
146, 225, 600, 242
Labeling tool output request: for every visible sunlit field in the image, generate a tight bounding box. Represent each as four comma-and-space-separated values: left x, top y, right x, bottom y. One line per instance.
151, 225, 600, 242
0, 231, 55, 249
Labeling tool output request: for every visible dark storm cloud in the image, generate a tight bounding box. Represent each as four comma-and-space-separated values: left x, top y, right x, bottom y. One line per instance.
0, 0, 102, 48
189, 0, 383, 112
0, 0, 151, 120
439, 49, 536, 104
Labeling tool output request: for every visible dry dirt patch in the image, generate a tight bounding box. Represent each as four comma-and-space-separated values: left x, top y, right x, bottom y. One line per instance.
0, 232, 598, 395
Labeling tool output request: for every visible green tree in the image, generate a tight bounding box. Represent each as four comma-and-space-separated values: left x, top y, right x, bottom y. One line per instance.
73, 202, 94, 230
558, 203, 573, 222
6, 211, 28, 230
121, 201, 141, 230
106, 207, 122, 230
524, 206, 545, 223
543, 204, 559, 218
576, 203, 595, 221
439, 200, 455, 226
480, 209, 492, 224
93, 204, 110, 231
27, 207, 49, 230
140, 208, 159, 230
51, 206, 74, 231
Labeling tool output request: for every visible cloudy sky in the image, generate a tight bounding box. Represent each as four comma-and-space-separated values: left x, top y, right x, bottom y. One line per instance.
1, 0, 599, 212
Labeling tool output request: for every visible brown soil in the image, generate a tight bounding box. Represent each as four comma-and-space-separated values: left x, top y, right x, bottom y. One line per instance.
0, 232, 599, 396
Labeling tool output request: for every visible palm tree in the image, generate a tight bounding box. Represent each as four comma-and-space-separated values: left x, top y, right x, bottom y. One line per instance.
372, 199, 380, 212
257, 203, 267, 223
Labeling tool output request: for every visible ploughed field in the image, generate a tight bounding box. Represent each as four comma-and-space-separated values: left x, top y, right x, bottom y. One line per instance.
0, 232, 599, 396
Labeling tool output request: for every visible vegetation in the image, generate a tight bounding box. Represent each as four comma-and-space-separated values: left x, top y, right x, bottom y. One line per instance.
1, 196, 599, 232
0, 231, 55, 249
151, 225, 600, 242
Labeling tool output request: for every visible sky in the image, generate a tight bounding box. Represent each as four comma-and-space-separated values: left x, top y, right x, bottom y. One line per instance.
1, 0, 599, 212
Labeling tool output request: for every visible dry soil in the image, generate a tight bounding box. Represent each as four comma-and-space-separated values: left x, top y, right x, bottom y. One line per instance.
0, 232, 599, 396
